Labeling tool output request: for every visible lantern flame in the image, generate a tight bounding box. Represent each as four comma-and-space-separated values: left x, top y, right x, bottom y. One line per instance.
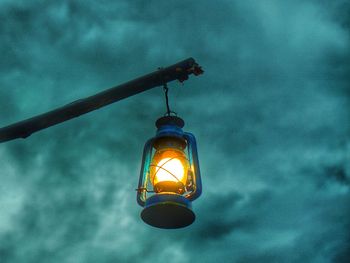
150, 149, 188, 193
155, 157, 185, 183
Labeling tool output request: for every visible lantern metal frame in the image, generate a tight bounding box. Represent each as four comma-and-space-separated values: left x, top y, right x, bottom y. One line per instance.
137, 116, 202, 228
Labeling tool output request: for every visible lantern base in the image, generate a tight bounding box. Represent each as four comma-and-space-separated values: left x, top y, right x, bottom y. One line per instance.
141, 193, 195, 229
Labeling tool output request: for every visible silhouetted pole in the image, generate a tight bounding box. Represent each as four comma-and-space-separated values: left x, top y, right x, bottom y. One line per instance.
0, 58, 203, 143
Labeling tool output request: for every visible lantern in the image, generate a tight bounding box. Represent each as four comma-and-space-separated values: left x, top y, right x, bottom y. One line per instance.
137, 115, 202, 228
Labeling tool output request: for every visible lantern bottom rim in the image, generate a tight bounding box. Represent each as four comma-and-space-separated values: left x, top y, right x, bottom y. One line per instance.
141, 193, 195, 229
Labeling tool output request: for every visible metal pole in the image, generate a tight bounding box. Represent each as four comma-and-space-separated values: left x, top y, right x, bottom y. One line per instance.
0, 58, 203, 143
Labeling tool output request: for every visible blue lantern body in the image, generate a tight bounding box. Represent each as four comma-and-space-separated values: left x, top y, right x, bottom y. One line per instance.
137, 116, 202, 228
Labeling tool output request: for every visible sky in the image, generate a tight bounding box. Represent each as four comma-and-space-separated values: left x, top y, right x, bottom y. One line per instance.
0, 0, 349, 262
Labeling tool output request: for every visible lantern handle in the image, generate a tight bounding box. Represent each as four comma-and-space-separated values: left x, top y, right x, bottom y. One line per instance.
137, 138, 154, 206
184, 132, 202, 201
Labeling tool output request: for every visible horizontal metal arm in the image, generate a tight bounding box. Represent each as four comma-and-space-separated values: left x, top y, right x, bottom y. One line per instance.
0, 57, 203, 143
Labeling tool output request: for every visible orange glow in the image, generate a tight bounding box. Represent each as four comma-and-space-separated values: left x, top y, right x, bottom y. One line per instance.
156, 157, 185, 183
150, 149, 188, 193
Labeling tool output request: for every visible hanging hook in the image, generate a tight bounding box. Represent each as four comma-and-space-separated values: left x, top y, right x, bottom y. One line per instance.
163, 83, 177, 116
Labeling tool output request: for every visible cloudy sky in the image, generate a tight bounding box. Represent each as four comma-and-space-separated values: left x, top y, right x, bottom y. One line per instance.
0, 0, 349, 262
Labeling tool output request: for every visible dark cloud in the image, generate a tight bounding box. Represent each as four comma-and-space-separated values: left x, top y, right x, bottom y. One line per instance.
0, 0, 349, 262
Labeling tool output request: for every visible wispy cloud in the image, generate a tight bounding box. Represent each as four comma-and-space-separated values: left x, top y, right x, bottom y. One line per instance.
0, 1, 349, 262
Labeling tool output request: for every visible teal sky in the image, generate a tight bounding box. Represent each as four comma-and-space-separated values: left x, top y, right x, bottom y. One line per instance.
1, 1, 349, 262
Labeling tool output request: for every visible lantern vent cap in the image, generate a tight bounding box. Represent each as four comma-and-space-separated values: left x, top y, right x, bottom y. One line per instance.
156, 116, 185, 129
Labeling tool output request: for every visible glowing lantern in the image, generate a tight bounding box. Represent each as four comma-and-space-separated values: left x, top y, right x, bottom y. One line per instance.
137, 116, 202, 228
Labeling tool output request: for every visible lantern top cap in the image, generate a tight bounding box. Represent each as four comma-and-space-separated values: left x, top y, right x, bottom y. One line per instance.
156, 116, 185, 129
